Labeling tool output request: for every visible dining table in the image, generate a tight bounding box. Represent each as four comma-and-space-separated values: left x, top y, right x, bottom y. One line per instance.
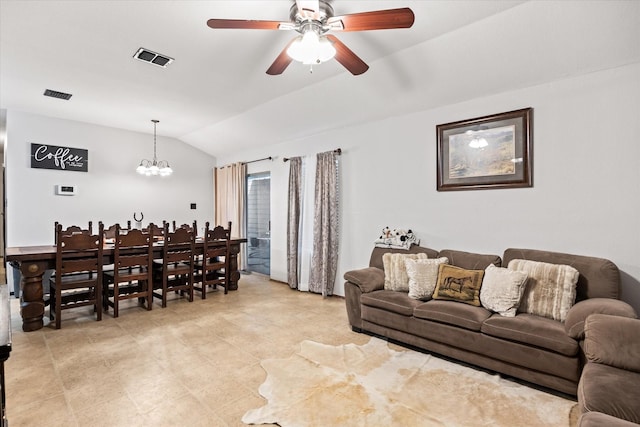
6, 237, 247, 332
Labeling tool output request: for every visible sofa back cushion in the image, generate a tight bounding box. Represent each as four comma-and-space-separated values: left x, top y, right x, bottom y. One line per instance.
503, 248, 620, 301
369, 245, 438, 270
438, 249, 501, 270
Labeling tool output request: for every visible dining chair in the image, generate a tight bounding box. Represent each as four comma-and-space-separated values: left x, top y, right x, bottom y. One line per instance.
144, 223, 165, 239
102, 221, 132, 240
49, 222, 104, 329
172, 220, 198, 235
53, 221, 93, 243
193, 221, 231, 298
103, 224, 154, 317
152, 223, 195, 307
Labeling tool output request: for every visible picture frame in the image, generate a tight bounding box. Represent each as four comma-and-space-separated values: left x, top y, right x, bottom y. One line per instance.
436, 108, 532, 191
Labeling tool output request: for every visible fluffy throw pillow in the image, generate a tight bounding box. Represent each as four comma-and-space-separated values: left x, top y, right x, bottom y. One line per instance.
405, 257, 449, 300
480, 264, 529, 317
433, 264, 485, 306
382, 252, 428, 291
508, 259, 579, 322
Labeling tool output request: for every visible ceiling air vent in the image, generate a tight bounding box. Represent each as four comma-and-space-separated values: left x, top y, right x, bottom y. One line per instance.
133, 48, 174, 68
43, 89, 72, 100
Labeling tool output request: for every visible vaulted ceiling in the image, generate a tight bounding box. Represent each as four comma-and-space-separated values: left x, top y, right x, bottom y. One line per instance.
2, 1, 636, 158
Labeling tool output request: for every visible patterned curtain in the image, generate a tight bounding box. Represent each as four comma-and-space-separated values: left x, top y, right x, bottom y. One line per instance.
215, 162, 247, 270
287, 157, 303, 289
309, 151, 339, 297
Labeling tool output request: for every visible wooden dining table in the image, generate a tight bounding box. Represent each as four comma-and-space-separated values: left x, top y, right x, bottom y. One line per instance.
6, 238, 247, 332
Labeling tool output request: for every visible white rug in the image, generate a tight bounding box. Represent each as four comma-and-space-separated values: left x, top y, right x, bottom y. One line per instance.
243, 337, 578, 427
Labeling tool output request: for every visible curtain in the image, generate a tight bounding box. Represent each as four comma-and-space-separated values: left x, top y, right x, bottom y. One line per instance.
215, 162, 247, 270
287, 157, 303, 289
309, 151, 339, 297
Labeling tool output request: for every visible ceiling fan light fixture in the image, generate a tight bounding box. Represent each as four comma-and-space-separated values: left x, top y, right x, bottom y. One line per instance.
287, 30, 336, 64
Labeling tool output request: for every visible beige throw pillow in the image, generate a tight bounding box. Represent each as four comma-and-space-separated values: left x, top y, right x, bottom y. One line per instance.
480, 264, 528, 317
405, 257, 449, 300
382, 252, 428, 291
508, 259, 579, 322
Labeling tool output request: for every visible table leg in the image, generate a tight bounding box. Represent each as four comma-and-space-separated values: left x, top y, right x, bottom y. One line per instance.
228, 245, 240, 291
19, 261, 48, 332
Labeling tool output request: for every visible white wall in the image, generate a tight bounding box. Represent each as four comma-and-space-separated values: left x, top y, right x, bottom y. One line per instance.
5, 111, 216, 246
219, 62, 640, 313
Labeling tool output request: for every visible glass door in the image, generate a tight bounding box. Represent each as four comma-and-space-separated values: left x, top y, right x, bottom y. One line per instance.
246, 172, 270, 275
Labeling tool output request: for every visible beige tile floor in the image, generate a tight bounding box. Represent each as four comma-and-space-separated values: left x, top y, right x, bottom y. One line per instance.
6, 274, 370, 427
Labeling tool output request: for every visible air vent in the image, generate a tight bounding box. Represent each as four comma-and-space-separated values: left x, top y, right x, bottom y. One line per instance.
133, 48, 174, 68
43, 89, 72, 100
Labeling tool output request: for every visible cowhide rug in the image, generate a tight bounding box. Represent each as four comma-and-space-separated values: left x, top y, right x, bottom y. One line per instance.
243, 337, 578, 427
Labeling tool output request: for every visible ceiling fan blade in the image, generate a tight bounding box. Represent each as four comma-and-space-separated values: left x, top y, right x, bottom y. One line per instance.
296, 0, 320, 19
326, 35, 369, 75
266, 38, 296, 75
327, 8, 415, 32
207, 18, 287, 30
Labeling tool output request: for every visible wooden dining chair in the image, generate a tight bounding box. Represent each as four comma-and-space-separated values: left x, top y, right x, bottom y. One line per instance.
103, 224, 154, 317
152, 223, 195, 307
54, 221, 93, 243
144, 223, 165, 239
193, 221, 231, 298
102, 221, 132, 240
49, 222, 104, 329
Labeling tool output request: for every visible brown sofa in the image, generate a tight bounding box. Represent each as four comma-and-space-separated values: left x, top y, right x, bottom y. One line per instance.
344, 246, 637, 396
577, 314, 640, 426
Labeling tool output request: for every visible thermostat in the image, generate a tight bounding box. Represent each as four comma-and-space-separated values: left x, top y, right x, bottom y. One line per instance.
55, 185, 77, 196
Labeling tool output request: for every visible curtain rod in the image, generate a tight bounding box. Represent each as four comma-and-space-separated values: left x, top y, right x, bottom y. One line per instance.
242, 156, 273, 165
283, 148, 341, 162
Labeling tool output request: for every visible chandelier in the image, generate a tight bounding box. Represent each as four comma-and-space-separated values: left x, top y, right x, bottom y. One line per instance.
136, 119, 173, 176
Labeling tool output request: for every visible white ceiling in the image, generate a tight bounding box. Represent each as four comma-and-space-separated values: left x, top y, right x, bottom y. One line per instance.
0, 0, 531, 157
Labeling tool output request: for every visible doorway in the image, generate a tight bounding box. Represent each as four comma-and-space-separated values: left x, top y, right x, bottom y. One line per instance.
246, 172, 270, 275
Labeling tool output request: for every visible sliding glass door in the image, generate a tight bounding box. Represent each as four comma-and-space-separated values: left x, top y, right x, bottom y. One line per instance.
246, 172, 270, 275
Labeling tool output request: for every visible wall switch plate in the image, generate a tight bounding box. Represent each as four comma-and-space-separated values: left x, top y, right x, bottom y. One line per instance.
190, 203, 196, 209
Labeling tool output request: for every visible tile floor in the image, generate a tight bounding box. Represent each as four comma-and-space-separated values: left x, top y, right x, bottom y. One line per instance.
5, 274, 370, 427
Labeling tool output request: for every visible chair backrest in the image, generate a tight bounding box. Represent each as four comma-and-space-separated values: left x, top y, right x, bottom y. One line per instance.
162, 223, 195, 264
203, 221, 231, 258
172, 220, 198, 235
54, 221, 93, 243
143, 223, 165, 238
113, 224, 153, 270
55, 222, 104, 275
102, 221, 133, 239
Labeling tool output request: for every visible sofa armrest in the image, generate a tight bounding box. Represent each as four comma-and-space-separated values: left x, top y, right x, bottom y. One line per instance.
564, 298, 637, 339
584, 314, 640, 373
343, 267, 385, 293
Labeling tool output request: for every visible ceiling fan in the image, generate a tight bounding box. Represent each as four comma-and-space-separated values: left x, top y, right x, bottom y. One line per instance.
207, 0, 415, 75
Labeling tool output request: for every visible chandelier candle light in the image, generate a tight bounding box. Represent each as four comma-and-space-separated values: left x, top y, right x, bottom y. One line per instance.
136, 119, 173, 176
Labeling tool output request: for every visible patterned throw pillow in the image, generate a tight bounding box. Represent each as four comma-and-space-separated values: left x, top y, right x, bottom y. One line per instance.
508, 259, 579, 322
433, 264, 485, 306
405, 257, 449, 300
480, 264, 529, 317
382, 252, 429, 291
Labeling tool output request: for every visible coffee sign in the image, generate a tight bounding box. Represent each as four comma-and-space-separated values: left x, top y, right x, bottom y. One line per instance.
30, 143, 88, 172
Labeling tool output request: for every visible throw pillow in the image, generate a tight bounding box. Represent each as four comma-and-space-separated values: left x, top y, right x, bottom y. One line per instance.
382, 252, 428, 292
508, 259, 579, 322
405, 257, 449, 300
479, 264, 529, 317
433, 264, 485, 306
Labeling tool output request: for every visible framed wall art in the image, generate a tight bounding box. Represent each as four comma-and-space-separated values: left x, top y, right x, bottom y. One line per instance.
436, 108, 532, 191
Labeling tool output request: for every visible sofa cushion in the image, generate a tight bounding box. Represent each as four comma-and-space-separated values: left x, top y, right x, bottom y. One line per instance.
382, 252, 429, 292
578, 363, 640, 424
565, 299, 638, 339
578, 412, 640, 427
480, 264, 529, 317
369, 246, 438, 270
414, 300, 492, 331
433, 264, 484, 306
584, 314, 640, 373
405, 257, 449, 300
360, 290, 423, 316
481, 313, 579, 356
438, 249, 501, 270
343, 267, 385, 293
508, 259, 579, 322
